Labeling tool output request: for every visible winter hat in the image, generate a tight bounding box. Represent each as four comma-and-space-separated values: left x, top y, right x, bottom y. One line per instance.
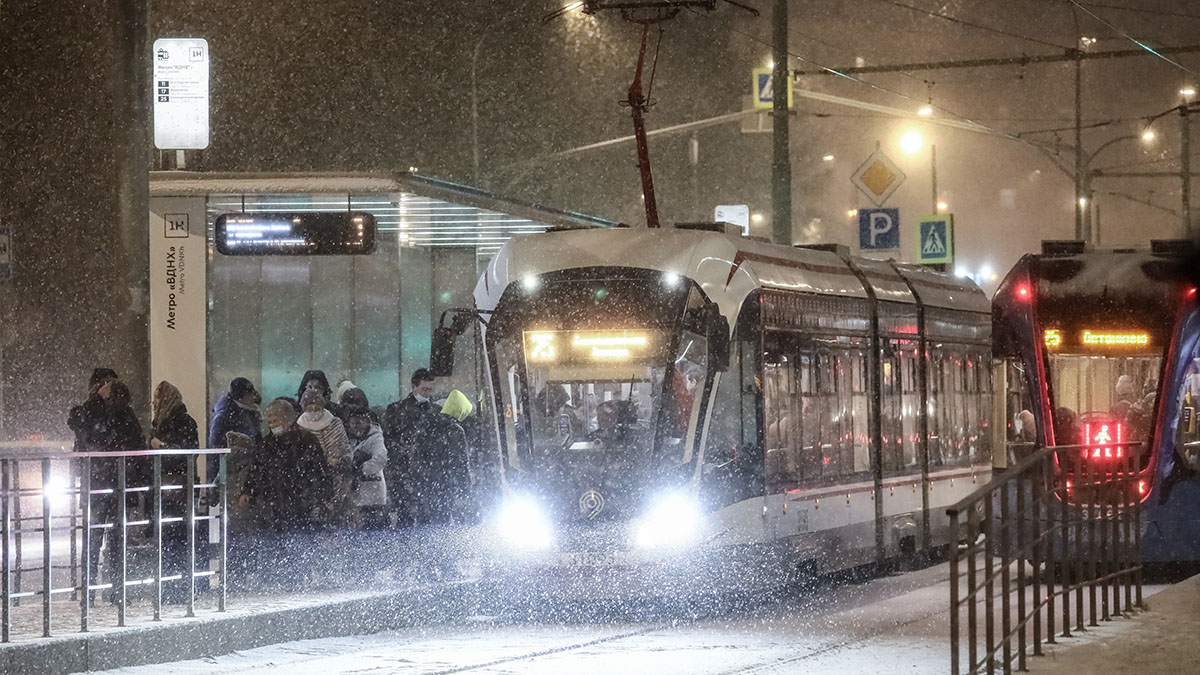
335, 379, 358, 404
300, 388, 326, 409
296, 370, 332, 400
344, 405, 371, 421
341, 387, 369, 409
441, 389, 473, 422
230, 377, 257, 400
1115, 375, 1134, 397
89, 368, 119, 390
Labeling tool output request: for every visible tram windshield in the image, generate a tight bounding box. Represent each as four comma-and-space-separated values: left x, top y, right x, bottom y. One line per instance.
486, 274, 713, 518
1047, 353, 1163, 455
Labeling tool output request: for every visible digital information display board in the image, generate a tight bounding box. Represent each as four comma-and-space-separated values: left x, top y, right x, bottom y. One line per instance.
214, 212, 377, 256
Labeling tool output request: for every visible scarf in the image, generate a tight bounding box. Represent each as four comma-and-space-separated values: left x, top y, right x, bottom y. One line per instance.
152, 381, 184, 432
297, 408, 336, 432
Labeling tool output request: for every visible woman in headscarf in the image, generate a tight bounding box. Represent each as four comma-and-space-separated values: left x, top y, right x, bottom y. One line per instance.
294, 370, 340, 418
297, 389, 355, 526
148, 381, 198, 603
150, 381, 198, 450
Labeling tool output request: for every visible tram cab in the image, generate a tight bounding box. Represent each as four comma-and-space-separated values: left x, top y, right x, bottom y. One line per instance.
993, 240, 1200, 562
453, 223, 991, 599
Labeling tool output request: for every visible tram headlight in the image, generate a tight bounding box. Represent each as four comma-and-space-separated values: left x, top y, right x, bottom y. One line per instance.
496, 495, 555, 552
634, 493, 703, 550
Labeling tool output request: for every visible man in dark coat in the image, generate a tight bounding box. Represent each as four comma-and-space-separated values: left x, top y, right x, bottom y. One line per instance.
238, 398, 333, 588
409, 390, 473, 526
67, 368, 118, 453
382, 368, 437, 526
83, 381, 145, 593
208, 377, 262, 495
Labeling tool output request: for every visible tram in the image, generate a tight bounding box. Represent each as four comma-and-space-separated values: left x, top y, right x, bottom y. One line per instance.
448, 223, 992, 598
992, 241, 1200, 562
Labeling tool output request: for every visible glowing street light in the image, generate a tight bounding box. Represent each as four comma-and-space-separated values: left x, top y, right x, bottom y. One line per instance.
917, 106, 933, 117
822, 154, 835, 161
936, 201, 948, 212
751, 212, 764, 223
1142, 128, 1157, 142
900, 130, 923, 154
1181, 86, 1197, 98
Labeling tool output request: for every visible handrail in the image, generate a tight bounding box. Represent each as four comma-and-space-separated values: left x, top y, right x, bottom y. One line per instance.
948, 441, 1145, 675
946, 441, 1144, 516
0, 447, 231, 460
0, 448, 230, 641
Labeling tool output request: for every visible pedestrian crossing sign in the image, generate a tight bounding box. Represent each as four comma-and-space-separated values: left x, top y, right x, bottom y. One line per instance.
917, 214, 954, 265
752, 68, 794, 109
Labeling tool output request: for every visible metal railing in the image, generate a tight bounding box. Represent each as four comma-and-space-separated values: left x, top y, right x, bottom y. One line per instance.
948, 442, 1144, 674
0, 446, 230, 641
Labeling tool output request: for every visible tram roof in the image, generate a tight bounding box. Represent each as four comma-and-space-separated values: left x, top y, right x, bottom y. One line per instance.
148, 171, 621, 231
477, 227, 987, 321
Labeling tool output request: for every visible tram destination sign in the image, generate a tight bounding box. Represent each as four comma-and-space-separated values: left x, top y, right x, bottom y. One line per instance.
214, 212, 377, 256
1044, 328, 1154, 350
524, 329, 665, 365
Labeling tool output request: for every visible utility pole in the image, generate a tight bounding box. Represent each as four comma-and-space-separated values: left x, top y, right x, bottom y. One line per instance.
771, 0, 791, 245
1073, 48, 1085, 241
1182, 105, 1192, 237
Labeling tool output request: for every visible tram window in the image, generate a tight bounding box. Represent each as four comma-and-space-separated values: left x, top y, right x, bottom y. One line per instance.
849, 351, 871, 474
900, 344, 920, 471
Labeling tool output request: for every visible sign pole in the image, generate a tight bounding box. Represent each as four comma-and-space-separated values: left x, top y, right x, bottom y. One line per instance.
770, 0, 791, 245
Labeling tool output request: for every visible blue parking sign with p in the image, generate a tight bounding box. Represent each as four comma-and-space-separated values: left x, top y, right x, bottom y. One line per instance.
858, 208, 900, 250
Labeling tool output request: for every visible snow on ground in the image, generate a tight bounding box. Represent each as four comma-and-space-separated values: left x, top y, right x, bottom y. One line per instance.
97, 563, 1165, 675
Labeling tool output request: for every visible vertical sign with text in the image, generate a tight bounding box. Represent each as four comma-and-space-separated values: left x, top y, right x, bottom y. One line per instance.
149, 198, 208, 446
153, 38, 210, 149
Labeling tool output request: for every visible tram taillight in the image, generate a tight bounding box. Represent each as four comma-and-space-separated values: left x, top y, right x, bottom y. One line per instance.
1082, 420, 1124, 460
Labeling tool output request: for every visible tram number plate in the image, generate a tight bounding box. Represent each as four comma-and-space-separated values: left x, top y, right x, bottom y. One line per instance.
562, 551, 617, 567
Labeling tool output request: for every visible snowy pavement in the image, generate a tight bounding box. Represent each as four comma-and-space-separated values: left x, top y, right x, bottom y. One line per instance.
97, 563, 1168, 674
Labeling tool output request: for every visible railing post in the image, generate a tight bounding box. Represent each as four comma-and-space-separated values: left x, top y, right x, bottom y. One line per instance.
1032, 451, 1044, 655
968, 503, 979, 671
1045, 453, 1056, 645
1058, 449, 1071, 638
1015, 464, 1027, 671
185, 453, 196, 619
69, 458, 78, 603
1085, 452, 1097, 627
218, 452, 228, 613
1133, 449, 1143, 609
1122, 451, 1133, 613
153, 455, 163, 621
41, 458, 53, 637
949, 509, 960, 675
1110, 451, 1122, 618
1000, 484, 1012, 674
116, 456, 127, 627
2, 458, 11, 643
985, 495, 996, 675
13, 458, 22, 606
1080, 446, 1089, 629
80, 456, 91, 633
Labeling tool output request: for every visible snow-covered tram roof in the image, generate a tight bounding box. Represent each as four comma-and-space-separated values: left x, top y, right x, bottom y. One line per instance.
475, 228, 987, 324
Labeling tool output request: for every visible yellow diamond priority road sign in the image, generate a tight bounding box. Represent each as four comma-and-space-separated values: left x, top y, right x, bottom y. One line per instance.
851, 149, 906, 206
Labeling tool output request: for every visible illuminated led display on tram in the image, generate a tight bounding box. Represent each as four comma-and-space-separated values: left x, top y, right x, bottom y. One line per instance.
1081, 330, 1150, 346
1044, 328, 1152, 349
524, 330, 658, 363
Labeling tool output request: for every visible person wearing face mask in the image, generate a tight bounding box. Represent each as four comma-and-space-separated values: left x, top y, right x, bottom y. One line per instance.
68, 367, 119, 453
345, 406, 389, 530
382, 368, 438, 527
297, 389, 355, 527
208, 377, 263, 503
238, 398, 332, 588
84, 380, 145, 599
